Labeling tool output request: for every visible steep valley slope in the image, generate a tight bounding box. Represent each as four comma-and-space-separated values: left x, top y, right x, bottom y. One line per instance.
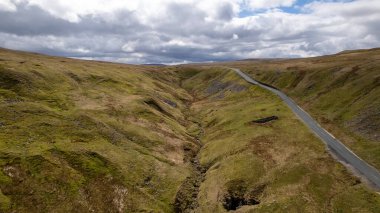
221, 48, 380, 171
0, 48, 379, 212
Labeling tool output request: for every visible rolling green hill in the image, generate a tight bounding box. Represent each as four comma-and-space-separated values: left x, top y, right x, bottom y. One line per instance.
0, 48, 196, 212
221, 48, 380, 170
0, 48, 379, 212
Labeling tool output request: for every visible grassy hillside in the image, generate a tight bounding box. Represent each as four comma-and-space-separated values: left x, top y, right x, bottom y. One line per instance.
0, 48, 199, 212
0, 48, 379, 212
221, 48, 380, 169
180, 66, 380, 212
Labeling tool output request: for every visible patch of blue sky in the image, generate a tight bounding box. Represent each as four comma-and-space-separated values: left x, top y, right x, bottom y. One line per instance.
238, 0, 356, 17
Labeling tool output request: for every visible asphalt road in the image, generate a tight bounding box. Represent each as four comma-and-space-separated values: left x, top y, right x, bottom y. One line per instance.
232, 68, 380, 189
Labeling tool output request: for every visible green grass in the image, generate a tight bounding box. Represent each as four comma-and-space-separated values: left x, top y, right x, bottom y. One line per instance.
0, 48, 195, 212
181, 67, 380, 212
0, 48, 379, 212
220, 48, 380, 171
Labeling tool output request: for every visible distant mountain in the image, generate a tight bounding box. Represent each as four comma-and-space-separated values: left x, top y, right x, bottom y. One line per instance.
142, 63, 167, 66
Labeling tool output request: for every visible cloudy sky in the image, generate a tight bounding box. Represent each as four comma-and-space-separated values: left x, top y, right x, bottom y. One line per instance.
0, 0, 379, 64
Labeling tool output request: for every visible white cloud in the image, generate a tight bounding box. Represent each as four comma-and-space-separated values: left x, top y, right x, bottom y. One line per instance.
24, 0, 241, 22
0, 0, 17, 12
122, 41, 138, 53
245, 0, 297, 10
0, 0, 379, 63
26, 0, 137, 22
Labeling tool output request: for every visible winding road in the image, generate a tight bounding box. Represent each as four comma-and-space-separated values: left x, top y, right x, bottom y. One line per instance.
232, 68, 380, 189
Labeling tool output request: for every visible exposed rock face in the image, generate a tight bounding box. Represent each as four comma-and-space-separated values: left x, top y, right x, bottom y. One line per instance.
221, 180, 265, 211
348, 107, 380, 141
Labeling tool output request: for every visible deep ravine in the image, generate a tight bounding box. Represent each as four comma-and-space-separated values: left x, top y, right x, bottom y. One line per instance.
173, 90, 207, 212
